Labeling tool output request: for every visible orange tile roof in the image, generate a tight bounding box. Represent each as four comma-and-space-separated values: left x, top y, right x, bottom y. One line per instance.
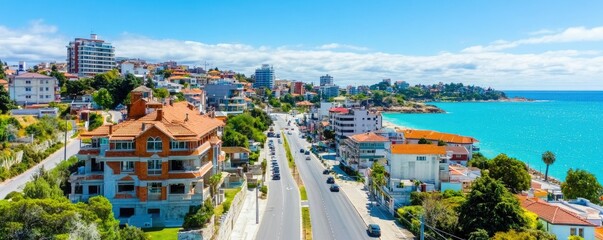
400, 129, 478, 144
181, 88, 203, 94
349, 132, 388, 142
521, 198, 595, 226
222, 147, 251, 154
595, 227, 603, 240
390, 144, 446, 155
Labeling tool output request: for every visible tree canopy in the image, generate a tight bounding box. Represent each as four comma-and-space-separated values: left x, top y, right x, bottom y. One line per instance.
93, 88, 114, 110
561, 168, 603, 203
488, 154, 531, 193
541, 151, 556, 182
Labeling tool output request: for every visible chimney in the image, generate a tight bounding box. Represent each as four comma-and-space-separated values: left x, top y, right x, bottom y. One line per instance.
156, 109, 163, 121
109, 124, 113, 134
185, 113, 189, 122
142, 123, 146, 131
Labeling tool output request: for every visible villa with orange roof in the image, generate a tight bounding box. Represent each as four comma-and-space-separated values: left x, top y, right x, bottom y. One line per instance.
339, 132, 389, 171
522, 198, 596, 239
400, 129, 479, 158
70, 88, 225, 228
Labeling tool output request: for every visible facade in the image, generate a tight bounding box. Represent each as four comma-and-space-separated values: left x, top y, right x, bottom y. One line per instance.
320, 84, 339, 99
9, 72, 59, 105
204, 79, 247, 115
339, 132, 389, 170
329, 107, 382, 137
253, 64, 274, 89
181, 88, 206, 113
347, 85, 358, 95
401, 129, 479, 158
221, 147, 251, 167
120, 62, 148, 78
522, 198, 596, 240
320, 74, 333, 86
71, 90, 225, 228
67, 34, 115, 77
292, 81, 305, 95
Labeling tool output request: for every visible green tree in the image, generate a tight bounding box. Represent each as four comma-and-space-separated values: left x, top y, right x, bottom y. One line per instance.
23, 176, 64, 200
437, 140, 447, 146
183, 198, 214, 230
467, 152, 490, 169
322, 129, 335, 140
65, 78, 93, 97
88, 113, 104, 131
488, 154, 531, 193
418, 138, 430, 144
561, 168, 603, 203
0, 84, 17, 113
370, 162, 386, 196
119, 224, 149, 240
492, 229, 556, 240
541, 151, 556, 182
50, 67, 67, 88
92, 88, 114, 110
209, 173, 222, 199
0, 60, 6, 79
144, 78, 155, 89
153, 88, 169, 99
422, 193, 459, 235
458, 174, 527, 236
468, 229, 489, 240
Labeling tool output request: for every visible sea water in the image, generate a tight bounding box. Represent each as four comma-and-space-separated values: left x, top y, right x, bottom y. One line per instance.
382, 91, 603, 181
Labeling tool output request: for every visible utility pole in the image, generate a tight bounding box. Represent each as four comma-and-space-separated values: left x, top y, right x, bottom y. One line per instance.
64, 114, 68, 161
256, 182, 260, 224
420, 214, 425, 240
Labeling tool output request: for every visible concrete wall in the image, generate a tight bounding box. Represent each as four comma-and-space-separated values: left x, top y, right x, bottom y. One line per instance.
215, 183, 247, 240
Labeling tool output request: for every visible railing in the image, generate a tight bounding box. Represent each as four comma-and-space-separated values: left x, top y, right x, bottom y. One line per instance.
148, 193, 161, 201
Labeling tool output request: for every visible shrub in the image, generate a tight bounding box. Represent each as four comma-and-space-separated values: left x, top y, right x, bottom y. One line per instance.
260, 185, 268, 195
183, 198, 214, 230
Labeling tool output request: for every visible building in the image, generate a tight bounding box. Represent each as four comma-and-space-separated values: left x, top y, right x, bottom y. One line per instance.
67, 34, 115, 77
320, 84, 339, 99
221, 147, 251, 168
181, 88, 206, 113
204, 79, 246, 115
71, 90, 225, 228
253, 64, 274, 89
379, 144, 448, 212
400, 129, 479, 158
320, 74, 333, 86
9, 72, 59, 105
339, 132, 389, 171
329, 107, 382, 138
522, 198, 596, 240
292, 81, 305, 95
120, 61, 149, 78
347, 85, 358, 95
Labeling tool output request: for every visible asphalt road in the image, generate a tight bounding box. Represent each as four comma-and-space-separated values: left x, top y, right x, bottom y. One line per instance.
0, 139, 81, 199
278, 114, 374, 240
256, 116, 301, 240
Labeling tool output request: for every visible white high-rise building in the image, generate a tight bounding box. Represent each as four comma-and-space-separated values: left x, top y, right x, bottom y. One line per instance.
67, 34, 115, 77
320, 74, 333, 86
9, 72, 59, 105
253, 64, 274, 89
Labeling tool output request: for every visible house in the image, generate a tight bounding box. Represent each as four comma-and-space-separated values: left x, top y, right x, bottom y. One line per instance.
9, 72, 60, 105
221, 147, 251, 168
379, 144, 448, 213
400, 129, 479, 158
70, 90, 225, 228
522, 198, 596, 239
440, 164, 481, 193
204, 79, 246, 115
181, 88, 206, 113
339, 132, 389, 172
120, 61, 149, 78
445, 146, 470, 165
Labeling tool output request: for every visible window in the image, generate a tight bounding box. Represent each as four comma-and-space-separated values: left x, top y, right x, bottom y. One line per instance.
148, 182, 162, 193
579, 228, 584, 237
40, 95, 43, 99
170, 140, 188, 150
169, 183, 186, 194
121, 161, 135, 172
46, 95, 50, 99
114, 141, 133, 150
25, 95, 31, 99
117, 182, 135, 193
119, 208, 135, 217
25, 80, 31, 84
416, 156, 427, 161
25, 87, 32, 91
570, 228, 576, 236
45, 87, 49, 91
147, 137, 162, 152
39, 87, 44, 91
147, 159, 162, 175
147, 208, 160, 215
88, 185, 100, 194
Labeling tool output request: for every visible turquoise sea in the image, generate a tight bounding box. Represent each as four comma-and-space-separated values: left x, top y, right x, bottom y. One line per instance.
382, 91, 603, 181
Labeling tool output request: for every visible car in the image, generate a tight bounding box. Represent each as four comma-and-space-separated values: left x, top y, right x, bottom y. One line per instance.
287, 131, 292, 135
322, 169, 330, 175
326, 176, 335, 184
329, 184, 340, 192
276, 134, 281, 138
272, 174, 281, 180
278, 139, 282, 144
304, 151, 310, 155
300, 149, 305, 153
306, 156, 311, 160
271, 162, 278, 166
367, 224, 381, 237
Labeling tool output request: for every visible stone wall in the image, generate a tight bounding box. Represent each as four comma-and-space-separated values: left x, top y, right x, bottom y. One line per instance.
215, 182, 248, 240
177, 217, 215, 240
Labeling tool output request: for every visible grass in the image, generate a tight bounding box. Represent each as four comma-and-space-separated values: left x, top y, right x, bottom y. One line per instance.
281, 130, 296, 169
143, 227, 180, 240
216, 187, 243, 218
302, 207, 312, 240
300, 186, 308, 201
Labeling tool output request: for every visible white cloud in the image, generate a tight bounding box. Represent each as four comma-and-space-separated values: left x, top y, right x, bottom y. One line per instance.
463, 26, 603, 53
1, 23, 603, 90
528, 29, 556, 36
317, 43, 369, 51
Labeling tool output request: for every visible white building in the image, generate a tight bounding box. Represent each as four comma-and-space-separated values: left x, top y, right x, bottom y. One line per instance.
339, 132, 389, 171
9, 72, 59, 105
120, 62, 149, 78
522, 198, 596, 240
67, 34, 115, 77
328, 107, 382, 138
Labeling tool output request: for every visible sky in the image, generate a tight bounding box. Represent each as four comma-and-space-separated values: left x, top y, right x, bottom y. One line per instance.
1, 0, 603, 90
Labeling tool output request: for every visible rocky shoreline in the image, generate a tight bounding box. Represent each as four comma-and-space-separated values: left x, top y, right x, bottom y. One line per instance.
372, 103, 446, 113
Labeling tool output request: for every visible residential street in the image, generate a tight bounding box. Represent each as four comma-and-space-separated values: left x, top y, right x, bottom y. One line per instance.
256, 116, 301, 240
278, 114, 373, 240
0, 139, 81, 199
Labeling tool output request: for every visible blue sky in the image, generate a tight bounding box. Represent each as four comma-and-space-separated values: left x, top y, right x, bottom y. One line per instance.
1, 0, 603, 89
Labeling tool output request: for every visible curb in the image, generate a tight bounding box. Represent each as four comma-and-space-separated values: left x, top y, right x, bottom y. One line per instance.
340, 181, 370, 228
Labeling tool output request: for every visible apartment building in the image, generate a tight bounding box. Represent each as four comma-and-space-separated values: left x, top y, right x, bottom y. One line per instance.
320, 84, 340, 99
120, 61, 149, 78
400, 129, 479, 158
292, 81, 305, 95
329, 107, 382, 138
253, 64, 274, 89
204, 79, 247, 115
71, 89, 225, 228
320, 74, 333, 86
9, 72, 59, 105
339, 132, 389, 171
67, 34, 115, 77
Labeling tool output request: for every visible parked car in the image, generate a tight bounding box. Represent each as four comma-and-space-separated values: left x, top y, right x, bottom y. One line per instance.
300, 148, 305, 153
329, 184, 340, 192
322, 169, 330, 175
273, 174, 281, 180
306, 156, 311, 160
305, 151, 310, 155
326, 176, 335, 184
367, 224, 381, 237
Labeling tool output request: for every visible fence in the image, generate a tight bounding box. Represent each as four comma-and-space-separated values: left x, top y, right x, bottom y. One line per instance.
215, 181, 248, 240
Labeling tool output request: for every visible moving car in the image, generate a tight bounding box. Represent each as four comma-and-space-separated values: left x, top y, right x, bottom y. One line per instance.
304, 151, 310, 155
329, 184, 340, 192
306, 156, 311, 160
367, 224, 381, 237
322, 169, 330, 175
326, 176, 335, 184
300, 148, 305, 153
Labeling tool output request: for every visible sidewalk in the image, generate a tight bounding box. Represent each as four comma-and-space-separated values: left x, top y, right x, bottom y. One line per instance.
230, 188, 267, 240
338, 180, 414, 240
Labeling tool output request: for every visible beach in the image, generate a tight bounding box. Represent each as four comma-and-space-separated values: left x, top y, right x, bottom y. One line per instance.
382, 120, 412, 130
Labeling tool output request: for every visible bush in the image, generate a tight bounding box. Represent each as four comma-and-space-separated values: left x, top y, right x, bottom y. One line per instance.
397, 205, 424, 235
88, 113, 104, 131
247, 182, 258, 189
260, 185, 268, 195
183, 198, 214, 230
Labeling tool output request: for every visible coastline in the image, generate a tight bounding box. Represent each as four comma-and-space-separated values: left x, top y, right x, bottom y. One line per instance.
381, 119, 562, 186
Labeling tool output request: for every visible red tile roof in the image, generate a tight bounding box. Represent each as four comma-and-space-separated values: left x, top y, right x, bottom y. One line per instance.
390, 144, 446, 155
400, 129, 478, 144
329, 107, 349, 114
349, 132, 388, 142
13, 72, 54, 79
521, 198, 595, 226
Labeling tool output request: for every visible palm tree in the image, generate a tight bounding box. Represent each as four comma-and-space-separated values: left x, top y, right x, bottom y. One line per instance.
542, 151, 556, 181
